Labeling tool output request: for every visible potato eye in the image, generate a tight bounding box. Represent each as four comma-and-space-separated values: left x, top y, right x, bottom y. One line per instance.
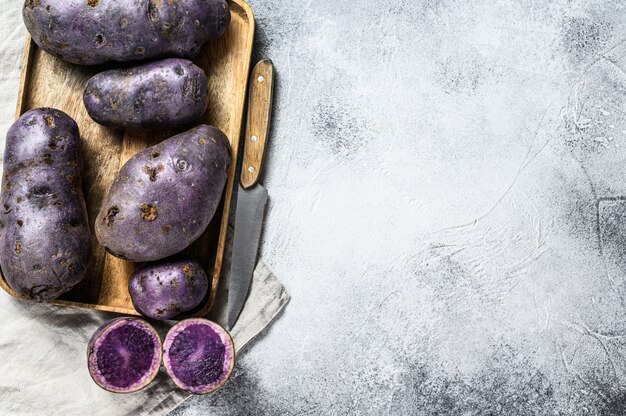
175, 159, 189, 171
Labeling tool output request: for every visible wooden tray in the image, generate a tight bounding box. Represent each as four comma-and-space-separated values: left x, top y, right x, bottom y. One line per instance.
0, 0, 255, 317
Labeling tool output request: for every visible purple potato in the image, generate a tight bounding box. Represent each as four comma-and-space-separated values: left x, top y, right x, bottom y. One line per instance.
87, 318, 162, 393
129, 259, 209, 320
23, 0, 230, 65
95, 125, 230, 262
84, 58, 208, 131
0, 108, 91, 301
163, 318, 234, 394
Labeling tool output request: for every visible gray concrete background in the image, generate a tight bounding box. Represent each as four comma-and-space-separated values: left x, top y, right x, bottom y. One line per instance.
172, 0, 626, 414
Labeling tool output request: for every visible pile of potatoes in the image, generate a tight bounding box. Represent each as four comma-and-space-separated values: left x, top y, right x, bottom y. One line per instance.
0, 0, 233, 320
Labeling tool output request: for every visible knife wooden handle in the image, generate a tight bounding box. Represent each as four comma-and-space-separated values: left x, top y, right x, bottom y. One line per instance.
241, 59, 274, 189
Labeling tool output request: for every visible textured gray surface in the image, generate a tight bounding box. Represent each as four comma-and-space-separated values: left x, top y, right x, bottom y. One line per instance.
173, 0, 626, 414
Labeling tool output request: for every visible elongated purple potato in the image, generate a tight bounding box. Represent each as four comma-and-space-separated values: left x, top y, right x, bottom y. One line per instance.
163, 318, 234, 394
84, 58, 208, 130
95, 125, 230, 262
23, 0, 230, 65
88, 318, 162, 393
0, 108, 91, 301
129, 259, 209, 320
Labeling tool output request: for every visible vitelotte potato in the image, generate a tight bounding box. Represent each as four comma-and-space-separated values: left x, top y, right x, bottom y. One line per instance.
87, 318, 162, 393
0, 108, 92, 301
95, 125, 230, 262
23, 0, 230, 65
129, 259, 209, 320
163, 319, 234, 394
84, 58, 208, 130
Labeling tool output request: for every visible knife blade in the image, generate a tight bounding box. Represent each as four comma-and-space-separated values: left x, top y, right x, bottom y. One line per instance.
227, 59, 274, 329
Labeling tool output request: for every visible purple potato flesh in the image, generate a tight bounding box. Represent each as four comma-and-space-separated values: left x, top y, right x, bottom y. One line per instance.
163, 318, 234, 394
0, 108, 91, 301
87, 318, 162, 393
23, 0, 231, 65
95, 125, 230, 262
83, 58, 208, 130
129, 259, 209, 320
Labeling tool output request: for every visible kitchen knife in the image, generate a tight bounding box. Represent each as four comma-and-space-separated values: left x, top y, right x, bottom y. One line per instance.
227, 59, 275, 329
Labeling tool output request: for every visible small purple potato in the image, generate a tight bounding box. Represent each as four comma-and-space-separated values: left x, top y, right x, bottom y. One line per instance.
129, 259, 209, 320
87, 318, 162, 393
23, 0, 230, 65
0, 108, 91, 301
84, 58, 208, 130
163, 318, 234, 394
95, 125, 230, 262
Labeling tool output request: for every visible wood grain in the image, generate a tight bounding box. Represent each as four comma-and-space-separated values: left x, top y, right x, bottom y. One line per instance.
0, 0, 255, 317
241, 60, 274, 189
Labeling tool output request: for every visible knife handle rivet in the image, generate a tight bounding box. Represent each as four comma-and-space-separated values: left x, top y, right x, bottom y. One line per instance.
251, 135, 258, 142
257, 75, 265, 83
248, 166, 255, 173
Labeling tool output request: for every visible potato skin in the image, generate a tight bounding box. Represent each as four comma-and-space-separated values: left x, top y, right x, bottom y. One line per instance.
129, 259, 209, 320
23, 0, 230, 65
84, 58, 208, 130
0, 108, 92, 301
95, 125, 230, 262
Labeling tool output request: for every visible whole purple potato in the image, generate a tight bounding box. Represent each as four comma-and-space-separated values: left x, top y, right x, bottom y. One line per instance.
23, 0, 230, 65
95, 125, 230, 262
84, 58, 208, 130
129, 259, 209, 320
0, 108, 92, 301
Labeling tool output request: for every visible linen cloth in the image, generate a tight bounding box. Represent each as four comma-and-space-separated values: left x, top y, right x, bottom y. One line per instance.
0, 3, 289, 415
0, 260, 289, 416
